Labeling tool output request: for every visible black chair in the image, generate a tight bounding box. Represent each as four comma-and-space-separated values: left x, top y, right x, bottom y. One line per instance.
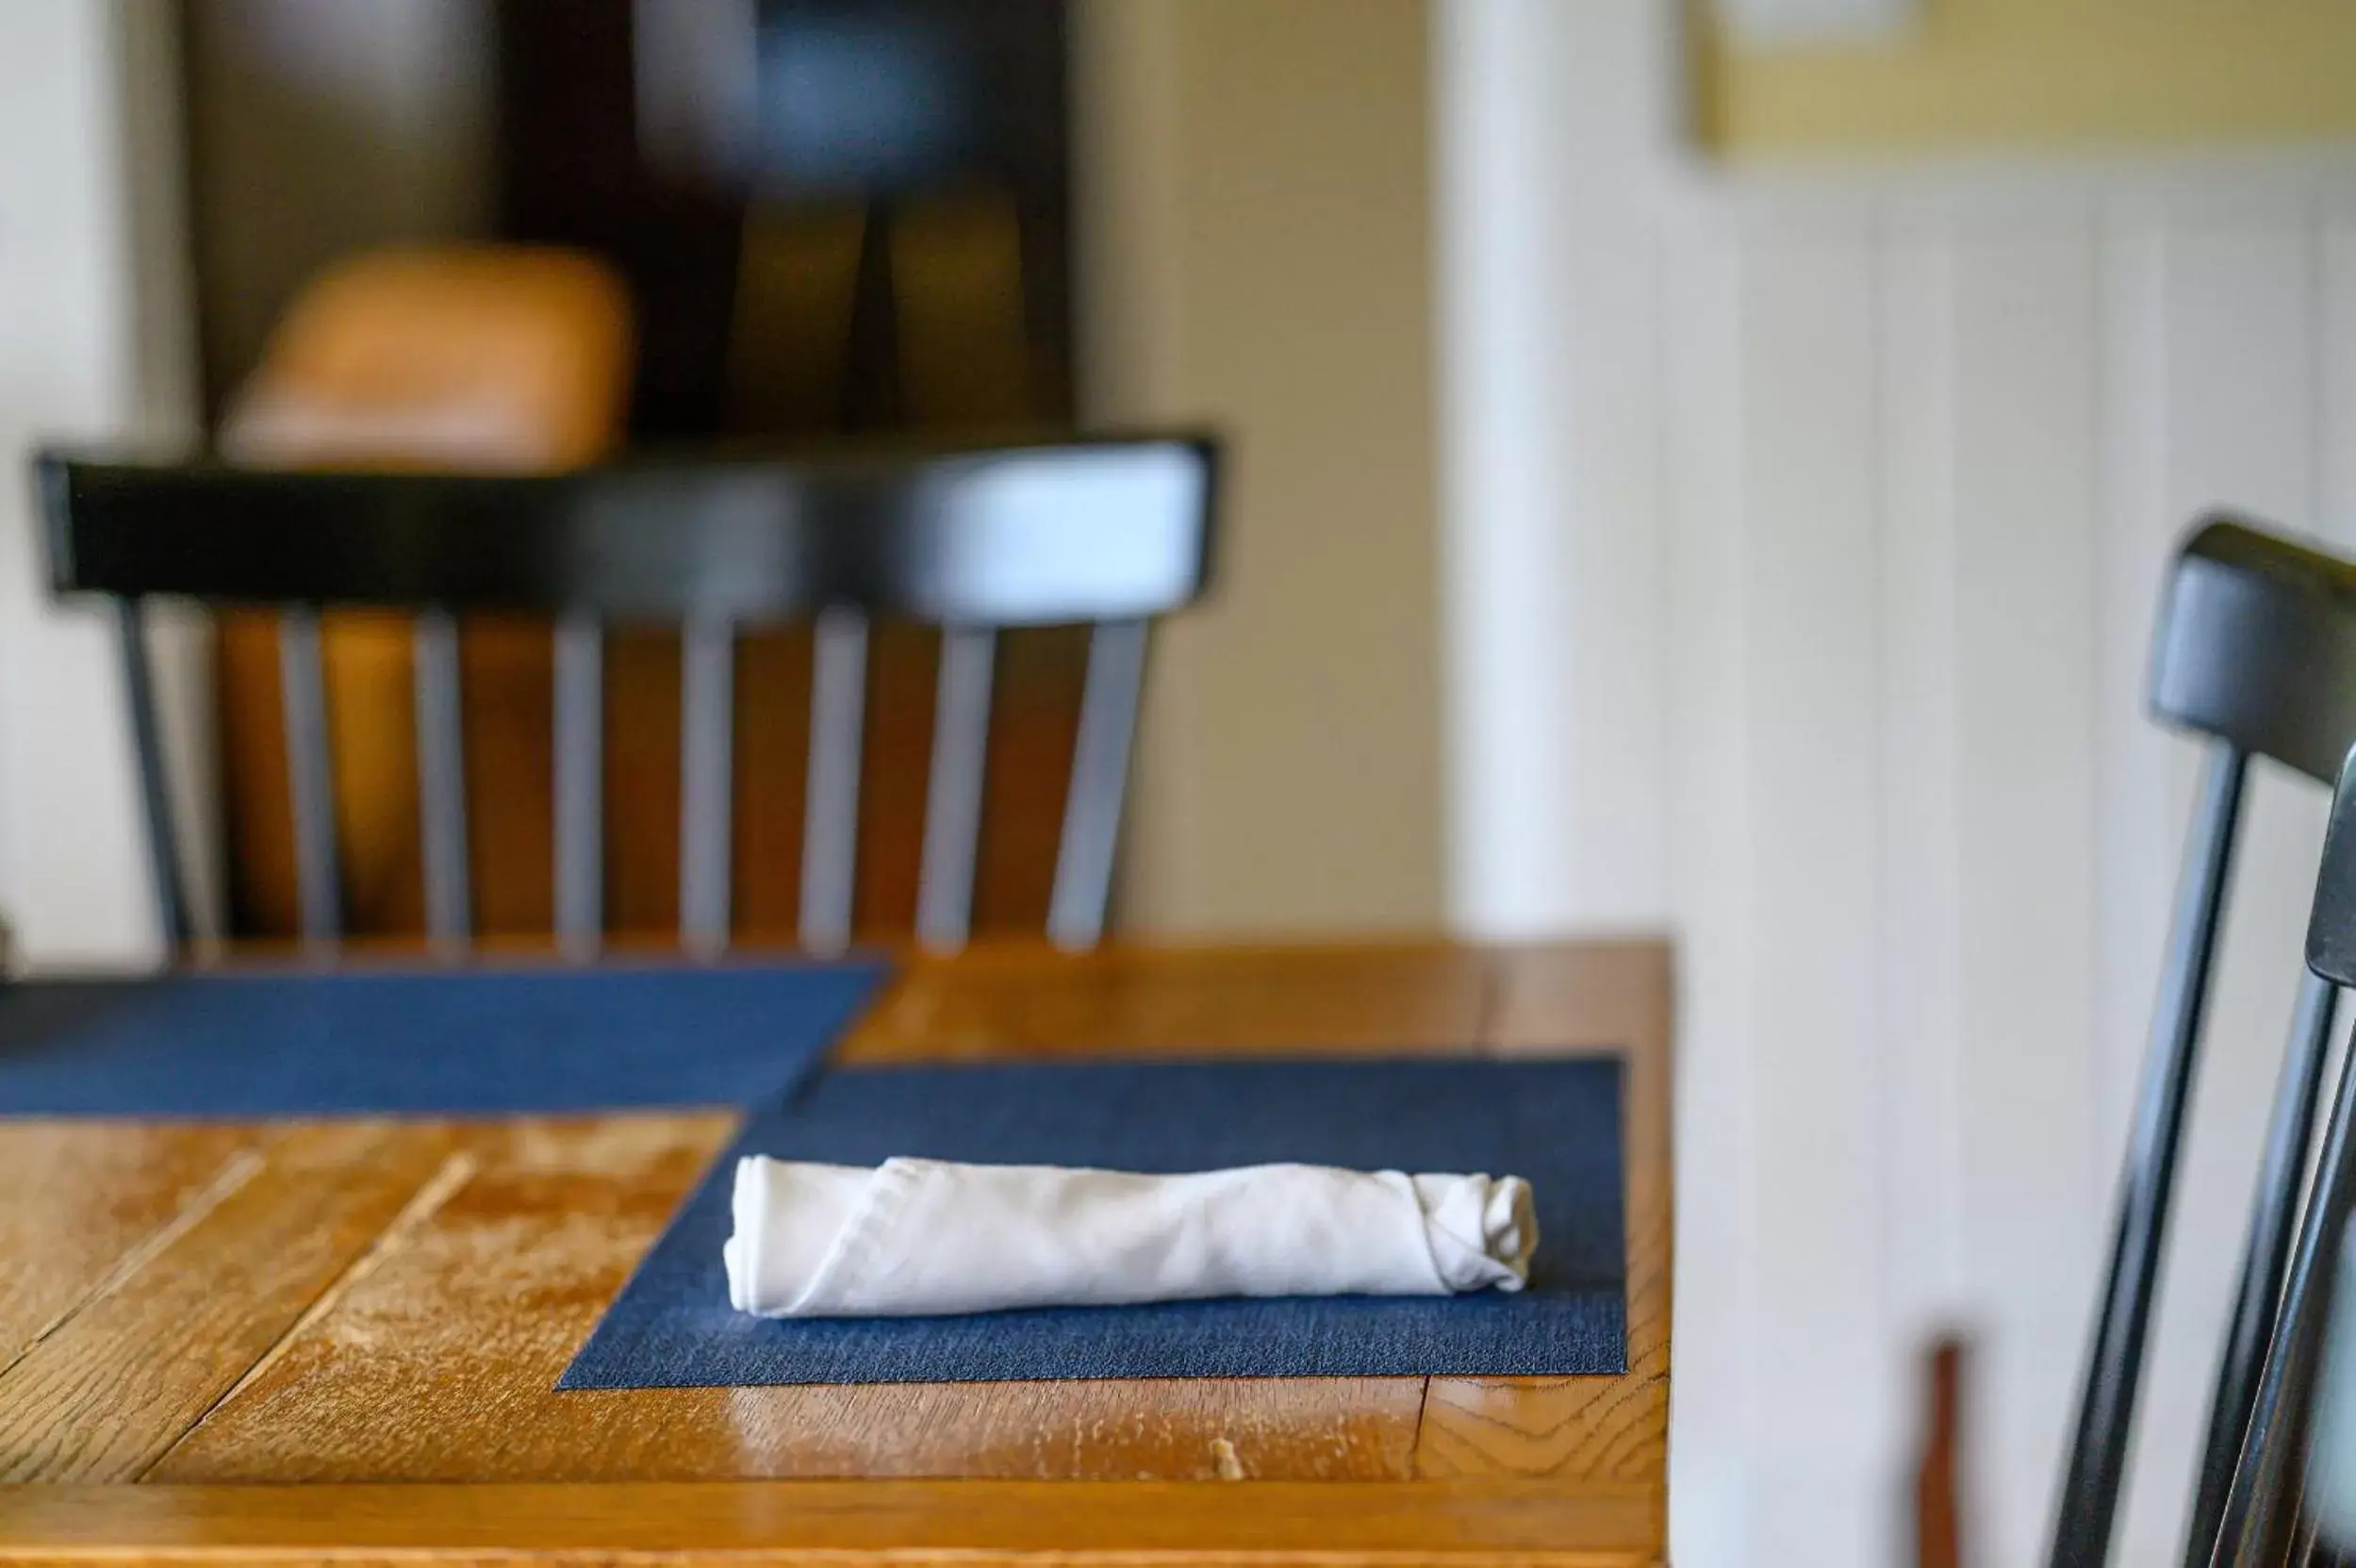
37, 436, 1219, 958
2214, 745, 2356, 1567
2051, 519, 2356, 1568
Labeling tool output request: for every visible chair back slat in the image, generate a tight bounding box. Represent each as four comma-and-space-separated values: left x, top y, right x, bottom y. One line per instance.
1048, 618, 1149, 949
679, 617, 735, 954
915, 626, 997, 950
277, 607, 343, 946
799, 608, 868, 953
552, 613, 603, 953
113, 601, 189, 948
412, 608, 470, 947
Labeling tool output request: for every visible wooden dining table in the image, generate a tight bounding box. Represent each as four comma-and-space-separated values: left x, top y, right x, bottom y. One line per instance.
0, 937, 1672, 1565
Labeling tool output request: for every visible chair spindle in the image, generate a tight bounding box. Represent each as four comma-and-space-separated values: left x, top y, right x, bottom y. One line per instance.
799, 608, 868, 953
679, 616, 735, 953
413, 608, 470, 947
915, 627, 997, 950
1047, 618, 1148, 950
552, 612, 603, 954
278, 607, 344, 946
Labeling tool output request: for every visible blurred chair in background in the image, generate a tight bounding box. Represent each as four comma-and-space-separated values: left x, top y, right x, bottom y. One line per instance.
209, 215, 1082, 949
215, 246, 632, 939
47, 439, 1214, 957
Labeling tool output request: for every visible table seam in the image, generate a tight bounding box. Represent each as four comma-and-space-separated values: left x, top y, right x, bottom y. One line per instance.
0, 1143, 267, 1385
132, 1144, 480, 1480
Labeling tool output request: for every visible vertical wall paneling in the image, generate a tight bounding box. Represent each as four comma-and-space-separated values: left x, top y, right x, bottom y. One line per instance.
1947, 219, 2104, 1568
2090, 192, 2175, 1247
1875, 212, 1965, 1382
1660, 213, 1758, 1568
1556, 209, 1672, 921
1436, 17, 2356, 1560
1728, 218, 1892, 1567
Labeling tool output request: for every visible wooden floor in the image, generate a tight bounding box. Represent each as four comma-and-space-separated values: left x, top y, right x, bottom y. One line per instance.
0, 939, 1672, 1565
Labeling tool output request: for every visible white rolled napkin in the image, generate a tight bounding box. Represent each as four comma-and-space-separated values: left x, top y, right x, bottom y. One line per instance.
723, 1156, 1539, 1318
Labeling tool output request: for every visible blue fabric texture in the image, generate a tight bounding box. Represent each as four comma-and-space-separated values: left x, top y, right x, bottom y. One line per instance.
562, 1055, 1626, 1385
0, 961, 885, 1119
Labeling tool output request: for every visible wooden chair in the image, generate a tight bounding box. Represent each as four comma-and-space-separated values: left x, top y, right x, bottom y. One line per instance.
2052, 520, 2356, 1567
36, 437, 1217, 957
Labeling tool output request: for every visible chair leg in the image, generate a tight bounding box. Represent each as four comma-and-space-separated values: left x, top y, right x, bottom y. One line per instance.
2220, 985, 2356, 1567
2186, 972, 2341, 1566
2051, 741, 2249, 1568
1916, 1336, 1968, 1568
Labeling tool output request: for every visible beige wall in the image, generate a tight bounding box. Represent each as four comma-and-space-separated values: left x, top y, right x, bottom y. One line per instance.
1701, 0, 2356, 152
1076, 0, 1446, 935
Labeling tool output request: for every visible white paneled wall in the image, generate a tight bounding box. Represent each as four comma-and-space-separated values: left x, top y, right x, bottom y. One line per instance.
1715, 172, 2356, 1567
1437, 10, 2356, 1561
1682, 171, 2351, 1567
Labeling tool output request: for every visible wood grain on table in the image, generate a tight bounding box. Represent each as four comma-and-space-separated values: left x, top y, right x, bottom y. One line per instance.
0, 939, 1672, 1565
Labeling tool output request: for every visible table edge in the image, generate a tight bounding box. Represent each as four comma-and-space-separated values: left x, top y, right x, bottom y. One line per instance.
0, 1478, 1663, 1560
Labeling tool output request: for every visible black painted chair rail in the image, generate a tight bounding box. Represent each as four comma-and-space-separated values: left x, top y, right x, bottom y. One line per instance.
40, 435, 1219, 625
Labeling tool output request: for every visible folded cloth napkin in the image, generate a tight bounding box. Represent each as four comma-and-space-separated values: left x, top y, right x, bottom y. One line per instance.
723, 1155, 1538, 1317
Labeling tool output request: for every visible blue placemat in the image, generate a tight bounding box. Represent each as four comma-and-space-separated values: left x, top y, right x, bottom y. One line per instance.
562, 1055, 1625, 1384
0, 960, 886, 1119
